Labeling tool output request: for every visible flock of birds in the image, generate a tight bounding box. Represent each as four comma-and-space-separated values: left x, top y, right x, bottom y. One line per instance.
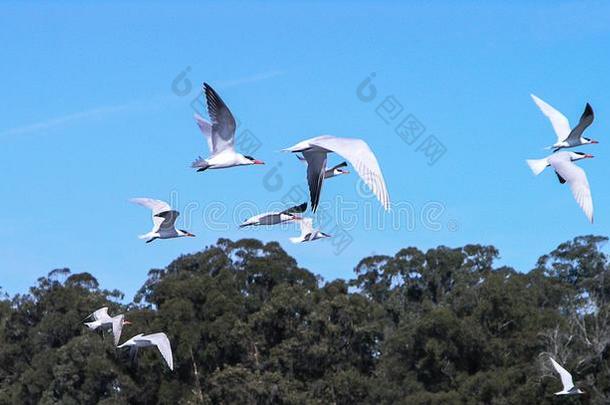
81, 83, 391, 373
527, 94, 598, 224
80, 84, 594, 394
82, 303, 584, 395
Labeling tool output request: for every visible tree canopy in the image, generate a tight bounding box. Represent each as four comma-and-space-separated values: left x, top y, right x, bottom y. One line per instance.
1, 236, 609, 404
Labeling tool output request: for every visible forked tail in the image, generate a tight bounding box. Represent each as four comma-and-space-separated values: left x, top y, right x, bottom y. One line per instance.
526, 158, 549, 176
191, 156, 210, 172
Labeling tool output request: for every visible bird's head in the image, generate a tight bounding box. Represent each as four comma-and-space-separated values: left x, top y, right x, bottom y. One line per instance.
243, 155, 265, 165
333, 168, 350, 176
179, 229, 196, 237
570, 152, 594, 161
584, 137, 599, 145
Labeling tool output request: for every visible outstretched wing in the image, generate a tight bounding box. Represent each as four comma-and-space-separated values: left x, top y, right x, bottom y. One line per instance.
550, 357, 575, 391
111, 314, 124, 346
531, 94, 571, 143
549, 154, 593, 223
142, 333, 174, 371
565, 103, 594, 143
154, 210, 180, 232
309, 136, 390, 210
302, 150, 328, 212
130, 198, 172, 216
193, 113, 214, 153
117, 333, 144, 349
281, 202, 307, 215
91, 307, 109, 321
203, 83, 236, 154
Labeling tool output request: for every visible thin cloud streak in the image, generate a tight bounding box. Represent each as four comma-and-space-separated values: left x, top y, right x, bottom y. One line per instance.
0, 96, 171, 138
215, 70, 285, 88
1, 70, 284, 138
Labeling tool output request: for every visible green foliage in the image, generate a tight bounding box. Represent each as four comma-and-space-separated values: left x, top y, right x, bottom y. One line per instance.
1, 236, 610, 403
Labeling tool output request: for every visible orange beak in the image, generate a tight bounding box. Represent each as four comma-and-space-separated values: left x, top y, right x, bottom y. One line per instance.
123, 320, 132, 325
591, 140, 599, 144
253, 160, 265, 165
187, 232, 196, 237
585, 154, 594, 158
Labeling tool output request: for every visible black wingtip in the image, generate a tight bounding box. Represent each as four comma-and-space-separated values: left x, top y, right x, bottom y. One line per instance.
203, 82, 216, 96
555, 171, 567, 184
584, 103, 593, 115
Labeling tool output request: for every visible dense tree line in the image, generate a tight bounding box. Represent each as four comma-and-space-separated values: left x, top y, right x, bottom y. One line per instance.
1, 236, 609, 404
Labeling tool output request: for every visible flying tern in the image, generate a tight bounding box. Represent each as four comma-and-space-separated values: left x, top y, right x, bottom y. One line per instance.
549, 357, 584, 396
531, 94, 597, 151
526, 151, 594, 223
191, 83, 264, 171
130, 198, 195, 243
118, 332, 174, 371
84, 307, 131, 346
240, 202, 307, 227
284, 136, 390, 212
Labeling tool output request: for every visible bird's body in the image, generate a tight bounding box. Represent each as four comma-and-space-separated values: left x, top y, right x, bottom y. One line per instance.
531, 94, 598, 151
526, 151, 594, 223
240, 203, 307, 227
549, 357, 584, 396
191, 83, 264, 171
130, 198, 195, 243
118, 332, 174, 371
83, 307, 130, 346
289, 217, 331, 243
284, 135, 390, 212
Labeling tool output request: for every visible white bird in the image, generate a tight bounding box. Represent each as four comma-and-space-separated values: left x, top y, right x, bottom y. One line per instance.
296, 155, 350, 178
531, 94, 597, 151
526, 151, 594, 223
240, 202, 307, 227
284, 136, 390, 212
549, 357, 584, 396
191, 83, 265, 171
118, 332, 174, 371
83, 307, 131, 346
289, 217, 331, 243
130, 198, 195, 243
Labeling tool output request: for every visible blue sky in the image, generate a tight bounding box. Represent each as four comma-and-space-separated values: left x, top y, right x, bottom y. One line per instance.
2, 1, 610, 299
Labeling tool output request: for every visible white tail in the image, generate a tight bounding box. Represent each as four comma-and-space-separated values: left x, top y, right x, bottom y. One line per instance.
526, 158, 549, 176
138, 233, 151, 240
289, 237, 303, 244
